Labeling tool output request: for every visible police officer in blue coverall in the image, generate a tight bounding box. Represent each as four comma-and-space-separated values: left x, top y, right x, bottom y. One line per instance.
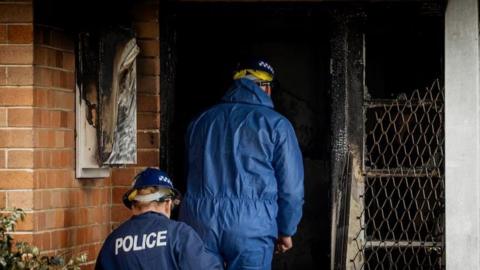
95, 168, 222, 270
179, 59, 304, 270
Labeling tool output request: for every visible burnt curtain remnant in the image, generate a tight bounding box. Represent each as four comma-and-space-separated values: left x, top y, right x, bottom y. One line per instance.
99, 30, 139, 164
77, 27, 139, 166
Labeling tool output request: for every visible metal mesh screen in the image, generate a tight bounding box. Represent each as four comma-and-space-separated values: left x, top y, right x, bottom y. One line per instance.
351, 81, 444, 269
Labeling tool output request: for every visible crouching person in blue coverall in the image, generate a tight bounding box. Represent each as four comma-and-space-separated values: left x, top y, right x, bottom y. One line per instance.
179, 58, 304, 270
95, 168, 223, 270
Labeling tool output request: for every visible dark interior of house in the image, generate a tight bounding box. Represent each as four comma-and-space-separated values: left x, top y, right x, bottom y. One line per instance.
167, 3, 332, 269
164, 2, 443, 269
366, 4, 444, 99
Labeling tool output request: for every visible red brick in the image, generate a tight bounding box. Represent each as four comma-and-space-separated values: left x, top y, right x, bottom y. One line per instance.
90, 225, 103, 242
0, 108, 6, 127
7, 150, 33, 168
0, 150, 5, 168
34, 89, 74, 110
0, 87, 33, 105
58, 91, 74, 110
111, 167, 136, 186
32, 109, 72, 128
138, 131, 159, 149
52, 130, 65, 147
49, 91, 75, 111
136, 150, 159, 167
34, 211, 45, 230
16, 211, 33, 231
55, 209, 67, 228
33, 25, 46, 46
111, 204, 131, 223
112, 187, 129, 204
50, 29, 74, 51
33, 150, 73, 169
7, 191, 33, 209
61, 111, 74, 128
0, 3, 32, 23
137, 75, 159, 94
132, 2, 158, 22
0, 129, 33, 147
49, 190, 69, 209
6, 66, 33, 85
137, 58, 159, 75
138, 40, 159, 57
34, 170, 73, 189
0, 45, 32, 64
137, 94, 159, 112
86, 188, 108, 206
0, 170, 33, 188
0, 24, 6, 43
33, 88, 47, 107
63, 52, 74, 71
0, 66, 5, 85
33, 109, 44, 127
76, 227, 87, 245
63, 130, 74, 147
34, 67, 74, 90
32, 231, 51, 250
54, 50, 63, 68
33, 129, 53, 148
88, 206, 109, 225
35, 190, 53, 210
8, 108, 33, 126
34, 26, 73, 51
7, 24, 32, 44
34, 46, 56, 67
134, 22, 159, 39
51, 229, 69, 248
137, 112, 159, 129
0, 192, 5, 208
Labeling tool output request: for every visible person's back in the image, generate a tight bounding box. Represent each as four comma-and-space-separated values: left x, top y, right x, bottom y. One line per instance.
97, 212, 217, 269
96, 168, 222, 270
180, 74, 304, 269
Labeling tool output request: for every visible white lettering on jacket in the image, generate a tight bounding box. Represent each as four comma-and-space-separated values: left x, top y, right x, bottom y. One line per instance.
115, 230, 168, 255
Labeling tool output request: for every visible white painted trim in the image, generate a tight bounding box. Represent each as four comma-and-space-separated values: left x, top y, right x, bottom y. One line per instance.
75, 84, 110, 179
445, 0, 480, 268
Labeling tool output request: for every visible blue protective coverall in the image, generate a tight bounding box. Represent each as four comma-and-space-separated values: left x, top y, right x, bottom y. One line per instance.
179, 78, 304, 270
95, 211, 222, 270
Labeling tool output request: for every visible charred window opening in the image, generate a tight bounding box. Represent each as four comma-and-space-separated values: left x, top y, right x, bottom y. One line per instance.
365, 3, 444, 99
76, 28, 140, 165
36, 0, 140, 176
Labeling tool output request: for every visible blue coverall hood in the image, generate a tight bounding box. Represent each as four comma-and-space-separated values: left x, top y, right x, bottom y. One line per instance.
221, 78, 274, 108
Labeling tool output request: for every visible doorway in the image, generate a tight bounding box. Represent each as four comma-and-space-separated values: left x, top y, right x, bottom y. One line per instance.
161, 2, 332, 269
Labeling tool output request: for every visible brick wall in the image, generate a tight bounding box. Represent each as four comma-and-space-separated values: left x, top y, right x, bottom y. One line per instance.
0, 0, 35, 245
0, 0, 161, 269
33, 23, 111, 268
